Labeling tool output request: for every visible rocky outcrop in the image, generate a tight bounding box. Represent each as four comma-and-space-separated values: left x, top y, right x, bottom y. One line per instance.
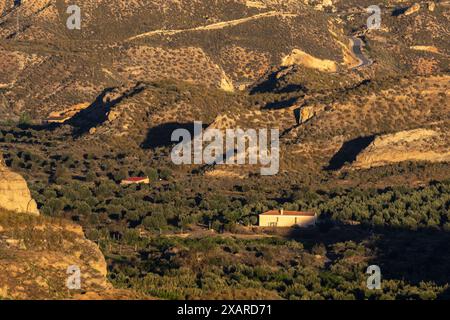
0, 155, 142, 299
45, 102, 90, 124
410, 45, 439, 53
0, 156, 39, 215
0, 210, 142, 299
281, 49, 337, 72
245, 0, 267, 9
0, 0, 6, 15
352, 129, 450, 169
0, 0, 17, 15
300, 106, 315, 123
405, 3, 421, 16
313, 0, 335, 12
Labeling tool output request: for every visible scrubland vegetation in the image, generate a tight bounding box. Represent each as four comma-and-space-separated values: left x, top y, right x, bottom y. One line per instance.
1, 117, 449, 299
1, 0, 449, 300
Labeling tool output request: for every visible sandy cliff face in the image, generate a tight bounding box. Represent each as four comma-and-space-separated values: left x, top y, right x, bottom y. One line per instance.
405, 3, 421, 16
281, 49, 338, 72
0, 156, 39, 215
0, 0, 6, 15
0, 208, 147, 299
0, 210, 140, 299
0, 155, 140, 299
352, 128, 450, 169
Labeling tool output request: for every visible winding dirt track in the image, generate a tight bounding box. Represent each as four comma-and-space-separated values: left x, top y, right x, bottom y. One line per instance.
350, 36, 373, 69
126, 10, 297, 41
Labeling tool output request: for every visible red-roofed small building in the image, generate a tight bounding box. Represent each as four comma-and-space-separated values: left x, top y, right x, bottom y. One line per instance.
259, 209, 317, 227
120, 176, 150, 186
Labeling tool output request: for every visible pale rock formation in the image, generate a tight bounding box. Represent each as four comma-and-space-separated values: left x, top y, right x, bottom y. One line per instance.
107, 110, 121, 122
0, 0, 6, 15
281, 49, 337, 72
0, 155, 39, 215
0, 211, 143, 299
300, 106, 315, 123
245, 1, 267, 9
405, 3, 421, 15
352, 129, 450, 169
410, 45, 439, 53
314, 0, 334, 11
45, 102, 90, 124
220, 73, 235, 92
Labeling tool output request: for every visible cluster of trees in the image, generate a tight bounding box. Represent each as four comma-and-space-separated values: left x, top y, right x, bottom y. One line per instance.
319, 183, 450, 230
27, 166, 450, 243
2, 121, 450, 300
107, 236, 449, 300
2, 125, 449, 238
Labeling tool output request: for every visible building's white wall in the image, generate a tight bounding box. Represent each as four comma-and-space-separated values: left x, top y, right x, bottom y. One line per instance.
259, 215, 316, 227
120, 178, 150, 185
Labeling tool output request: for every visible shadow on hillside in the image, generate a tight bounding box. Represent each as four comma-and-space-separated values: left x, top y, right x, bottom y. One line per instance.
262, 97, 298, 110
68, 84, 146, 137
67, 87, 115, 137
16, 122, 61, 132
326, 135, 375, 170
391, 7, 409, 16
349, 79, 371, 90
438, 287, 450, 300
287, 222, 450, 288
250, 67, 307, 95
142, 122, 209, 149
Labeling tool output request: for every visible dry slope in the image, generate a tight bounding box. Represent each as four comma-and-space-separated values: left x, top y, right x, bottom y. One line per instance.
352, 128, 450, 169
0, 154, 140, 299
0, 155, 39, 215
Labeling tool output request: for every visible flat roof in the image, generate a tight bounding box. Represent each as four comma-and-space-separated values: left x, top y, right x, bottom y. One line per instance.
260, 210, 316, 217
123, 177, 148, 182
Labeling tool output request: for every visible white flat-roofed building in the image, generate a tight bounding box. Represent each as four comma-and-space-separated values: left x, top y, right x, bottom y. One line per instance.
259, 209, 317, 227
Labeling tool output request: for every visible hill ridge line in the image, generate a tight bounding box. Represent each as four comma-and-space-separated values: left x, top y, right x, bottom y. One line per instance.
126, 10, 297, 41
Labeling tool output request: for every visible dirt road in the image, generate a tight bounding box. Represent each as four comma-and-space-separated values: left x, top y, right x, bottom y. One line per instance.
127, 10, 297, 41
350, 36, 373, 68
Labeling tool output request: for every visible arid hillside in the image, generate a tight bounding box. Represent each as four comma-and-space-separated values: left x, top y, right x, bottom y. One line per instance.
0, 209, 145, 299
0, 0, 449, 301
0, 0, 365, 119
0, 157, 140, 299
0, 0, 447, 179
283, 74, 450, 172
0, 1, 447, 119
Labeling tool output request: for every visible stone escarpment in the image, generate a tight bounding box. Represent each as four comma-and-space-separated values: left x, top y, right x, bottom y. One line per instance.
281, 49, 338, 73
405, 3, 421, 16
0, 155, 141, 299
352, 128, 450, 169
0, 156, 39, 215
0, 210, 142, 299
0, 0, 6, 15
